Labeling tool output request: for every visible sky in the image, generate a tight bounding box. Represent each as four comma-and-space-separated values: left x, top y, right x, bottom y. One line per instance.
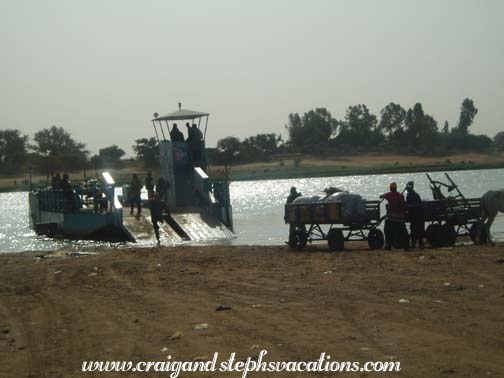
1, 0, 503, 156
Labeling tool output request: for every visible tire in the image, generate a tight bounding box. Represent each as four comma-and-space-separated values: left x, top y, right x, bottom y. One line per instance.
288, 226, 308, 250
327, 228, 344, 251
426, 224, 443, 248
441, 224, 457, 247
368, 228, 385, 250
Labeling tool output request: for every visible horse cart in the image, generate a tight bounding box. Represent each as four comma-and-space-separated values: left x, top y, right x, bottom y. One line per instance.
412, 173, 482, 247
284, 198, 384, 251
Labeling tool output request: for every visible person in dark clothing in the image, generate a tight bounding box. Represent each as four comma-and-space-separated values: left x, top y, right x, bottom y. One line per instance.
380, 182, 409, 250
286, 187, 303, 243
185, 122, 195, 142
192, 124, 203, 140
170, 124, 184, 142
145, 171, 155, 198
156, 177, 170, 201
129, 173, 142, 216
52, 173, 62, 189
191, 124, 204, 160
61, 173, 75, 212
185, 122, 200, 160
286, 187, 301, 204
93, 184, 108, 213
405, 181, 425, 248
148, 193, 171, 244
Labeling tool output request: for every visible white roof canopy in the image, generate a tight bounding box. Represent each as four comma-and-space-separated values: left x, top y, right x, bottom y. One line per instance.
153, 109, 209, 121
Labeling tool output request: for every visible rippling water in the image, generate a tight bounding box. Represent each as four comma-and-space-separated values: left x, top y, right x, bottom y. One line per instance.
1, 169, 503, 253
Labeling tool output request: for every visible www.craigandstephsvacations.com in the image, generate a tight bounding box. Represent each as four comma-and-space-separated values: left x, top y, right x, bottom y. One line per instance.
81, 350, 401, 376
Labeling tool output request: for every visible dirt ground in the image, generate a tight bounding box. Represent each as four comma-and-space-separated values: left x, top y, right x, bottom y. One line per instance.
0, 243, 503, 378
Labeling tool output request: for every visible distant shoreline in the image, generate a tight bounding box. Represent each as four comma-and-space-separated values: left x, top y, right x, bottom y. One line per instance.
1, 152, 503, 192
226, 162, 504, 182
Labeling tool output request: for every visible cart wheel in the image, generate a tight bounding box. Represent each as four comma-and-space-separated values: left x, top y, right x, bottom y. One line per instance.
426, 224, 443, 248
441, 224, 457, 247
470, 222, 487, 244
368, 228, 385, 250
289, 226, 308, 250
327, 229, 344, 251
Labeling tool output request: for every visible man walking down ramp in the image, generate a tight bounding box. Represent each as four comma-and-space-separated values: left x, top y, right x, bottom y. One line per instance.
148, 193, 172, 245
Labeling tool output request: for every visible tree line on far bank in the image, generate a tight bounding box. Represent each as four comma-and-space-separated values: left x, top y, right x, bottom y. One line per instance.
0, 125, 161, 176
211, 98, 504, 165
1, 98, 503, 176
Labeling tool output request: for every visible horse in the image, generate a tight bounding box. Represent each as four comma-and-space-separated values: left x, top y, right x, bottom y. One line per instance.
479, 189, 504, 245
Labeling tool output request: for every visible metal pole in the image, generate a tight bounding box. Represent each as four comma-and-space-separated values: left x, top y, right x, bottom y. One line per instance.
165, 121, 171, 140
158, 120, 166, 140
29, 166, 33, 191
151, 120, 160, 142
204, 115, 209, 141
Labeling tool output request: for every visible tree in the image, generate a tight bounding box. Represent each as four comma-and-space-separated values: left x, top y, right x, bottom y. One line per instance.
378, 103, 406, 137
32, 126, 88, 171
285, 113, 303, 150
404, 103, 438, 147
286, 108, 337, 151
216, 136, 242, 165
32, 126, 87, 157
0, 129, 28, 173
494, 131, 504, 151
456, 98, 478, 134
336, 104, 381, 147
442, 120, 449, 134
340, 104, 378, 134
133, 138, 159, 168
98, 145, 125, 166
242, 133, 282, 160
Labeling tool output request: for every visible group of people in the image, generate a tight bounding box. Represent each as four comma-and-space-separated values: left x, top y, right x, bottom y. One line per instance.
170, 122, 203, 160
129, 171, 172, 244
51, 173, 75, 212
51, 173, 72, 192
285, 182, 426, 250
381, 181, 425, 250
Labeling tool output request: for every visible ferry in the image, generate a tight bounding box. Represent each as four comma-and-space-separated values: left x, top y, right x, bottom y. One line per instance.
28, 105, 234, 243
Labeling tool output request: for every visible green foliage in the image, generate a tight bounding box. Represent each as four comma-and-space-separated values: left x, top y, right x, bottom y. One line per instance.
378, 103, 406, 137
494, 132, 504, 151
98, 145, 125, 167
283, 101, 492, 156
213, 134, 283, 165
336, 104, 381, 148
286, 108, 337, 152
455, 98, 478, 134
402, 103, 438, 148
32, 126, 87, 157
133, 138, 159, 169
442, 121, 449, 134
31, 126, 88, 172
242, 133, 282, 160
0, 129, 28, 173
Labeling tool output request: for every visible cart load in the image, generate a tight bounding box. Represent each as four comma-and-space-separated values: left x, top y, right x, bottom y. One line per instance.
287, 192, 368, 224
285, 191, 383, 251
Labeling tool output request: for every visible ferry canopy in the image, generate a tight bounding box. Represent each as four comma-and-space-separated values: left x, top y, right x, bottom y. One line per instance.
153, 109, 209, 121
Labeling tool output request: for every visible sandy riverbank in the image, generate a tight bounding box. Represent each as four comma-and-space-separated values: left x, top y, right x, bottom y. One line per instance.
0, 243, 503, 377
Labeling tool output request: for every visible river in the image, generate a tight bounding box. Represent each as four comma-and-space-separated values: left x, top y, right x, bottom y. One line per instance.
1, 169, 503, 253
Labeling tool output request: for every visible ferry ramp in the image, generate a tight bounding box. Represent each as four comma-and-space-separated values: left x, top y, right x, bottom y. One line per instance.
121, 209, 234, 244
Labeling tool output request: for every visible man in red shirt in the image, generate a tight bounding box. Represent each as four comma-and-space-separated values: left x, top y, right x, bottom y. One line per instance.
380, 182, 409, 250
